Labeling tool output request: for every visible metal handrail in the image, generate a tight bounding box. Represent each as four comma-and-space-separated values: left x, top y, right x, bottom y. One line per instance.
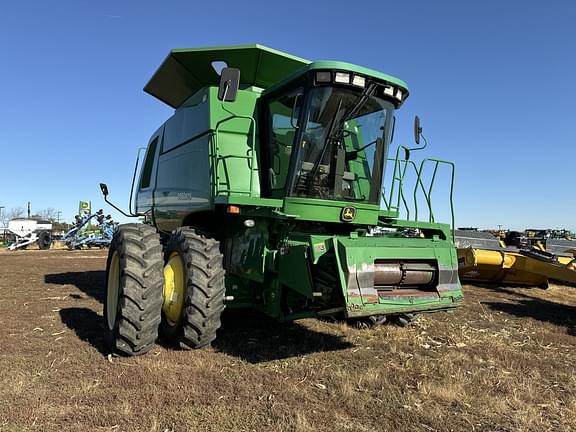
213, 114, 257, 197
383, 148, 456, 234
414, 158, 456, 235
386, 150, 421, 217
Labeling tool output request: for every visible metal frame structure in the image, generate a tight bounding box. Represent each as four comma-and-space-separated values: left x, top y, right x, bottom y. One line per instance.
62, 210, 116, 249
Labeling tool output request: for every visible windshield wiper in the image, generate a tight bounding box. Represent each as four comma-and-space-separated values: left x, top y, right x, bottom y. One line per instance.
323, 83, 377, 151
307, 83, 378, 192
340, 82, 377, 127
345, 139, 378, 161
307, 97, 344, 190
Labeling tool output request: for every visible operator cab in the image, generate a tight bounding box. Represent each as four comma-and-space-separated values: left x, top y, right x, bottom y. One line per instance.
260, 66, 407, 205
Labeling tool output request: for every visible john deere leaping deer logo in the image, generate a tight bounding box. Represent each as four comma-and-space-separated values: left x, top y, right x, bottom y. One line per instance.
341, 206, 356, 222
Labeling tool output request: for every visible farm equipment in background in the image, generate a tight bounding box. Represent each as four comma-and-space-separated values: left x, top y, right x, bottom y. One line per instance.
455, 229, 576, 287
7, 219, 53, 250
504, 229, 576, 256
62, 209, 116, 249
100, 44, 463, 356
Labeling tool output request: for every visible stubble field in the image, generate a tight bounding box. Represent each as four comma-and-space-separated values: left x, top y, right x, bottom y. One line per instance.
1, 249, 575, 431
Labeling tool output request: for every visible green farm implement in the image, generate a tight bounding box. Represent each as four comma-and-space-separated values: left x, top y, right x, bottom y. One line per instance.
100, 45, 463, 356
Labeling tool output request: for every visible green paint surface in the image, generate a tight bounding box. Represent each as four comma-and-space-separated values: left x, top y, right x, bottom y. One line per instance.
136, 44, 463, 322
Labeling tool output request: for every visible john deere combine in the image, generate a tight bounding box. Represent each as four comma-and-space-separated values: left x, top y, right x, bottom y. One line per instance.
101, 45, 463, 356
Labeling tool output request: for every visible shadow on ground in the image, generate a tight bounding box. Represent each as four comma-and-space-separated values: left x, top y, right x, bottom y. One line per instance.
485, 294, 576, 334
59, 307, 109, 355
45, 271, 106, 303
59, 307, 353, 361
214, 311, 354, 363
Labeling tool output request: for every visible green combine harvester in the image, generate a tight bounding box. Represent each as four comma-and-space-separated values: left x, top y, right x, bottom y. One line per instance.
100, 45, 463, 356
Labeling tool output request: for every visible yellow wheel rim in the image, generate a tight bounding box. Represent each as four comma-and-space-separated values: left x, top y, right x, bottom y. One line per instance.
163, 252, 186, 326
106, 251, 120, 330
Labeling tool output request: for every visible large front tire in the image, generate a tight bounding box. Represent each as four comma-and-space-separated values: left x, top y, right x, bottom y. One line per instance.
160, 228, 225, 349
104, 224, 164, 356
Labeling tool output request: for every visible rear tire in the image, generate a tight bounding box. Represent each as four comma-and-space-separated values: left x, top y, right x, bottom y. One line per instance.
104, 224, 164, 356
160, 228, 225, 349
37, 231, 52, 250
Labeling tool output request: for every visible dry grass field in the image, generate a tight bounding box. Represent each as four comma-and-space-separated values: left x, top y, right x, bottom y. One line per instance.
1, 249, 575, 431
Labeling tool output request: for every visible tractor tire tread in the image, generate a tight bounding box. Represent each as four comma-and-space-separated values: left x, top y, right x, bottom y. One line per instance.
105, 224, 163, 356
161, 227, 225, 350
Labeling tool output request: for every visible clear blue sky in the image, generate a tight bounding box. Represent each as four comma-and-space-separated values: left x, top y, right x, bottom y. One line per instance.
0, 1, 574, 231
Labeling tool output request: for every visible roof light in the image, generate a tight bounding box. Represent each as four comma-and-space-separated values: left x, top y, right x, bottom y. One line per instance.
315, 71, 331, 83
334, 72, 350, 84
395, 89, 403, 101
351, 75, 366, 88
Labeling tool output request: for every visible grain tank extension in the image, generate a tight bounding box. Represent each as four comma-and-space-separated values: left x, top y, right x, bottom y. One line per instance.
101, 45, 463, 356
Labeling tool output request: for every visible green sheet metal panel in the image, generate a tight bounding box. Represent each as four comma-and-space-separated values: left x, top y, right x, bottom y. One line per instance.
282, 197, 380, 225
144, 44, 310, 108
209, 87, 261, 197
334, 235, 462, 317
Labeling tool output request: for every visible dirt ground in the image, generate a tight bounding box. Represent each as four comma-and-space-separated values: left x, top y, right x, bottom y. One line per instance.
1, 250, 575, 432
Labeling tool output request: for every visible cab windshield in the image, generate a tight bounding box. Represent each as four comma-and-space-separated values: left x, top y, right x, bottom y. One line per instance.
288, 86, 394, 204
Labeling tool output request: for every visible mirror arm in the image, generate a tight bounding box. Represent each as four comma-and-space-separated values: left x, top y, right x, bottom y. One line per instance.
99, 183, 141, 218
220, 82, 238, 119
403, 115, 427, 158
417, 133, 429, 151
104, 196, 138, 218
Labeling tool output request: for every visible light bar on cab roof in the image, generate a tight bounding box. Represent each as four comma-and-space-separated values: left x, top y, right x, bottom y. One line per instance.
352, 75, 366, 88
314, 71, 406, 104
334, 72, 350, 84
315, 71, 331, 83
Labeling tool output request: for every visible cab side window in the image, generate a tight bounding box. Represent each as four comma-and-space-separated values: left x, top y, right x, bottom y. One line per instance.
140, 137, 159, 189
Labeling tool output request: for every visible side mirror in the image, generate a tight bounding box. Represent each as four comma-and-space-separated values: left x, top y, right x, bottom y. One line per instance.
99, 183, 109, 197
218, 67, 241, 102
414, 115, 422, 145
